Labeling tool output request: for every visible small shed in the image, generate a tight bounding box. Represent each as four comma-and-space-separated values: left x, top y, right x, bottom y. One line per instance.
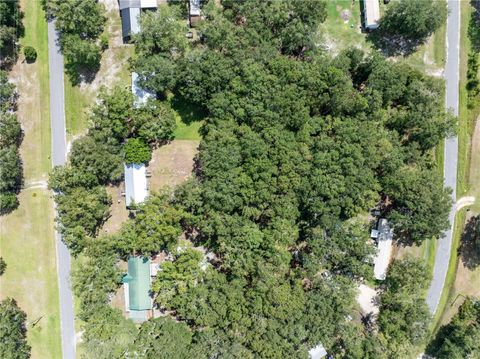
119, 0, 157, 43
372, 218, 393, 280
362, 0, 380, 30
122, 256, 152, 322
124, 163, 148, 208
131, 72, 155, 107
189, 0, 201, 27
309, 344, 327, 359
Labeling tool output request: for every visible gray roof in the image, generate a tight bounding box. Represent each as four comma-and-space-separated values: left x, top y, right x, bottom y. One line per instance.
377, 218, 393, 242
119, 0, 141, 10
121, 7, 141, 41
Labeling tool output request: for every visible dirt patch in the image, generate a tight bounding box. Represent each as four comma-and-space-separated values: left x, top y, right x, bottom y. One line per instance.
101, 185, 130, 235
357, 284, 380, 317
149, 140, 199, 193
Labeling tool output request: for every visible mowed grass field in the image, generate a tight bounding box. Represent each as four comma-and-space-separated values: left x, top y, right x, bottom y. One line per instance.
0, 0, 61, 358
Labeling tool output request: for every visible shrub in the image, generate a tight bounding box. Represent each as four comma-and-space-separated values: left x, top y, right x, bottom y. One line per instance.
124, 138, 151, 164
0, 192, 19, 215
0, 257, 6, 275
24, 46, 37, 63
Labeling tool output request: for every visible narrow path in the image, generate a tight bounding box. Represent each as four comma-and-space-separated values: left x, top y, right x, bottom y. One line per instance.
47, 21, 76, 359
426, 0, 461, 314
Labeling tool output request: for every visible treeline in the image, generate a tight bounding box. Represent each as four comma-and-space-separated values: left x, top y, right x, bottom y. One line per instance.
0, 0, 23, 67
0, 71, 22, 214
427, 298, 480, 358
468, 0, 480, 106
56, 1, 453, 358
42, 0, 107, 84
50, 86, 176, 254
0, 298, 30, 359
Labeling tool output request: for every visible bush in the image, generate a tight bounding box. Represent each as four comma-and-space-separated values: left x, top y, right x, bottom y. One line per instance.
0, 192, 19, 215
124, 138, 152, 164
24, 46, 37, 63
0, 257, 6, 275
100, 34, 109, 50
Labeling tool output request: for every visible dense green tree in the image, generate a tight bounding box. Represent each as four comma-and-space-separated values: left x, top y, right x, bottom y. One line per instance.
0, 298, 30, 359
0, 71, 16, 111
48, 166, 98, 193
133, 6, 188, 95
46, 0, 106, 81
0, 0, 23, 65
128, 317, 196, 359
0, 146, 22, 192
383, 166, 452, 243
55, 186, 111, 239
0, 112, 21, 148
80, 305, 137, 359
23, 46, 36, 63
377, 257, 431, 358
134, 100, 176, 144
115, 195, 185, 256
371, 0, 447, 55
0, 192, 19, 214
124, 138, 151, 164
427, 298, 480, 358
70, 136, 123, 184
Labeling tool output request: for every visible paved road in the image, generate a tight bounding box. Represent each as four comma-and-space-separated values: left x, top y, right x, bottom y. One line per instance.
47, 21, 76, 359
426, 0, 460, 314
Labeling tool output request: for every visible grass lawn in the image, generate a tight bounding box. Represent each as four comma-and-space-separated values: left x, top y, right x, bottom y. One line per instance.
170, 96, 205, 141
0, 0, 61, 357
0, 190, 61, 359
64, 7, 132, 137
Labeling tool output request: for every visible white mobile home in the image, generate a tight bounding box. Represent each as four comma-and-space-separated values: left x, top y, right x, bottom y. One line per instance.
362, 0, 380, 30
372, 218, 393, 280
124, 163, 148, 208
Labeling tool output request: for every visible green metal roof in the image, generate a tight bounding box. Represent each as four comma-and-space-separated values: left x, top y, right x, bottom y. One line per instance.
125, 256, 151, 311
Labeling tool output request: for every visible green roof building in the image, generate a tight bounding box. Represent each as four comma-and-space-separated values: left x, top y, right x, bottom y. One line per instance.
122, 256, 152, 321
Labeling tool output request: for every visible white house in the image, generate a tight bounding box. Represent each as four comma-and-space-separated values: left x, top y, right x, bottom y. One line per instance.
131, 72, 155, 107
362, 0, 380, 30
124, 163, 148, 208
372, 218, 393, 280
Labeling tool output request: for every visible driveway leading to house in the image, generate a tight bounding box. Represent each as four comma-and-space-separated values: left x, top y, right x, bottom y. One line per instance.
48, 20, 76, 359
426, 0, 461, 315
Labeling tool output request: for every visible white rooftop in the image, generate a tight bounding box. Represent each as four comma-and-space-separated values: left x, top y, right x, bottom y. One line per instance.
309, 344, 327, 359
124, 163, 148, 207
140, 0, 157, 8
363, 0, 380, 30
131, 72, 155, 107
373, 219, 393, 280
190, 0, 201, 16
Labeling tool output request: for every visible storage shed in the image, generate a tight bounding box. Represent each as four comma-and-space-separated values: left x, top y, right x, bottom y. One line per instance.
119, 0, 157, 42
124, 163, 148, 208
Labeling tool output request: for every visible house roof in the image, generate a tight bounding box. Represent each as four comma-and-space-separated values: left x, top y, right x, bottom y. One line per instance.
124, 163, 148, 207
309, 344, 327, 359
120, 7, 141, 41
373, 218, 393, 280
131, 72, 155, 107
363, 0, 380, 29
189, 0, 201, 16
123, 256, 151, 311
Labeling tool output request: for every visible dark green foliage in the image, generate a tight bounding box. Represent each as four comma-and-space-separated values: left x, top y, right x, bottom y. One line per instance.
0, 112, 22, 147
377, 257, 431, 357
470, 0, 480, 53
0, 257, 6, 275
369, 0, 448, 55
383, 166, 452, 244
0, 192, 19, 214
45, 0, 106, 83
134, 100, 176, 144
0, 0, 23, 66
23, 46, 36, 63
124, 138, 151, 164
0, 71, 16, 111
48, 166, 98, 193
427, 298, 480, 358
0, 298, 31, 359
0, 146, 22, 193
114, 195, 185, 257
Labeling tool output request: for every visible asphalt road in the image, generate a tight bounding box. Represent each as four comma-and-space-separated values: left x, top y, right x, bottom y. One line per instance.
426, 0, 460, 314
47, 20, 76, 359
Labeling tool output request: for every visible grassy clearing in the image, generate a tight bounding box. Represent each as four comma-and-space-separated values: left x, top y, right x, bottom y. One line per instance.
64, 8, 132, 137
0, 189, 61, 359
170, 96, 204, 141
0, 1, 61, 357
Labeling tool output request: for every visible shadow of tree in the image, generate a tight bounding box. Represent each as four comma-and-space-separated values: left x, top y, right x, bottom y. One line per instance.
170, 96, 207, 125
65, 62, 100, 86
366, 30, 423, 57
458, 214, 480, 270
